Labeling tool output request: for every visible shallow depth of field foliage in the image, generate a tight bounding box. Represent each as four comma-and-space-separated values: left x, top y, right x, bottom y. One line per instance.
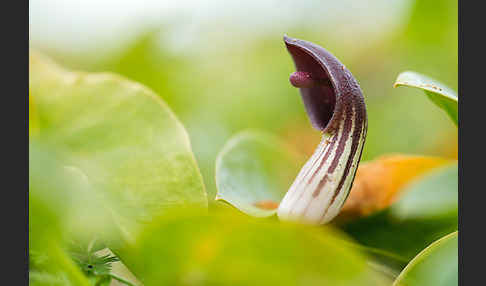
29, 0, 457, 285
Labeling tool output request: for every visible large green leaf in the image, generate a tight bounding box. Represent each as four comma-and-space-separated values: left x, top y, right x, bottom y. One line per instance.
117, 208, 387, 286
391, 163, 458, 220
394, 71, 458, 125
215, 131, 302, 217
29, 51, 207, 237
393, 232, 458, 286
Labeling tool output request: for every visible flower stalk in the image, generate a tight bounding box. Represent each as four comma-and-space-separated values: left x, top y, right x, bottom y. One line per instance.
277, 36, 367, 224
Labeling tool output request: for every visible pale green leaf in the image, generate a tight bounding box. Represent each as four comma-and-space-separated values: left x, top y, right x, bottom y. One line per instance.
215, 131, 302, 217
394, 71, 458, 125
393, 232, 457, 286
29, 51, 207, 238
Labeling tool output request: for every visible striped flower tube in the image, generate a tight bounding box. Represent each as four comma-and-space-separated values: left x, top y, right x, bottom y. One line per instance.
277, 36, 368, 225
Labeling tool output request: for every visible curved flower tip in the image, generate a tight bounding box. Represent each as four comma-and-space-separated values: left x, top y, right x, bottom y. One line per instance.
277, 35, 368, 225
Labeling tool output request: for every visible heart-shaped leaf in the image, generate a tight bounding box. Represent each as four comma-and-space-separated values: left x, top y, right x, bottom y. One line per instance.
393, 232, 458, 286
29, 51, 207, 237
215, 131, 302, 217
117, 208, 387, 286
394, 71, 458, 125
391, 163, 458, 220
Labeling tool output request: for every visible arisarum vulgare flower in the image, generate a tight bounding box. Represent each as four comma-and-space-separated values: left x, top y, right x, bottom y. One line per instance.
277, 35, 368, 225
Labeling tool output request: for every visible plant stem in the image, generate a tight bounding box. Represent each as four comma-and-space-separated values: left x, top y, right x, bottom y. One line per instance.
108, 273, 137, 286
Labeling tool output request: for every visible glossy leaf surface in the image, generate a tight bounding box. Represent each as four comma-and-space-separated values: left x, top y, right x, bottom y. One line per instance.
394, 71, 458, 125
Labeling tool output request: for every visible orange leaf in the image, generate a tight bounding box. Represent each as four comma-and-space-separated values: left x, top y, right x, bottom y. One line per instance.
338, 154, 452, 220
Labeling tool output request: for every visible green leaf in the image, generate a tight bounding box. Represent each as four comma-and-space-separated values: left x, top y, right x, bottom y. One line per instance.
391, 163, 458, 220
393, 232, 458, 286
30, 144, 92, 286
29, 51, 207, 237
117, 208, 387, 286
215, 131, 302, 217
341, 164, 457, 265
340, 160, 457, 262
340, 208, 457, 263
340, 163, 457, 262
394, 71, 458, 125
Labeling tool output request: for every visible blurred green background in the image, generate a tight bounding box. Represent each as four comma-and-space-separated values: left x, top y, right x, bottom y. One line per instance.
30, 0, 458, 200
